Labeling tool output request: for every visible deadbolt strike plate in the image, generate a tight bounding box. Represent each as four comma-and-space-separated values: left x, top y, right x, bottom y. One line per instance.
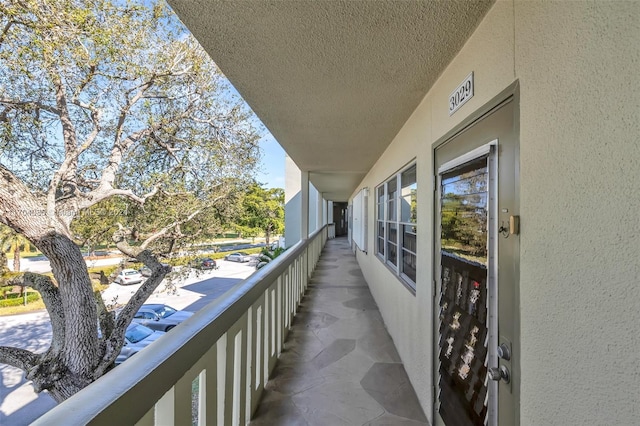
509, 215, 520, 235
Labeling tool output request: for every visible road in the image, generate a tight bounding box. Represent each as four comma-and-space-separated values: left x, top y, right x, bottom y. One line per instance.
0, 258, 258, 425
8, 240, 272, 274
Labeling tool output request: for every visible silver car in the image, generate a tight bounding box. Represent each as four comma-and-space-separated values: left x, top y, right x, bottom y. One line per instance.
224, 252, 251, 263
132, 304, 193, 332
116, 323, 165, 365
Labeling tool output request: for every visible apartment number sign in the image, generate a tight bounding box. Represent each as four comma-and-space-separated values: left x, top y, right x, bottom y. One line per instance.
449, 72, 474, 116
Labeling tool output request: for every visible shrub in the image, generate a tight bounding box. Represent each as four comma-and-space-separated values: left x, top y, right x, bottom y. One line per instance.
0, 292, 41, 307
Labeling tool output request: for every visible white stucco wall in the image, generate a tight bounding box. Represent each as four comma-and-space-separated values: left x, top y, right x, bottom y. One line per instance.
353, 1, 640, 424
515, 2, 639, 424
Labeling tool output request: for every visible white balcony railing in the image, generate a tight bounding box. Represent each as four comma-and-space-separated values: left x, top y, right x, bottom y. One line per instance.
328, 222, 336, 239
33, 226, 328, 426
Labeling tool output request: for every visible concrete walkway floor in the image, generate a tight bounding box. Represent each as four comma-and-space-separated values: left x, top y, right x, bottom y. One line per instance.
250, 237, 429, 426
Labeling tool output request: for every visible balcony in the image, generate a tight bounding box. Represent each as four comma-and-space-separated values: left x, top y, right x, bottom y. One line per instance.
33, 227, 426, 425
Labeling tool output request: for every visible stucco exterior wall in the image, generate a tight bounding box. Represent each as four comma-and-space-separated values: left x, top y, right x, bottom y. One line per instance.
515, 2, 639, 424
353, 1, 639, 424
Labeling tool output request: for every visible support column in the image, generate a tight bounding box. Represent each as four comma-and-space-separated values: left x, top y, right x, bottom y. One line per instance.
322, 198, 328, 226
301, 170, 309, 240
316, 192, 323, 230
285, 156, 302, 247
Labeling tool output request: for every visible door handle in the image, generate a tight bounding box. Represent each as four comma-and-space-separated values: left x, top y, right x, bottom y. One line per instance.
488, 365, 511, 384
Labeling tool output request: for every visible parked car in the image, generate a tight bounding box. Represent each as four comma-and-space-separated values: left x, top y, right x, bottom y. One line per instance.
139, 263, 172, 277
114, 269, 144, 285
190, 257, 218, 270
224, 252, 251, 263
116, 323, 165, 365
132, 304, 194, 332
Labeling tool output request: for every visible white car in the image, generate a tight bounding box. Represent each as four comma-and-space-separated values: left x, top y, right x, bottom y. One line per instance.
115, 269, 144, 285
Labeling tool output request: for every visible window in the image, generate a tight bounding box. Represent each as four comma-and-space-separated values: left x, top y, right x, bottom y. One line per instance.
376, 186, 385, 256
375, 163, 417, 288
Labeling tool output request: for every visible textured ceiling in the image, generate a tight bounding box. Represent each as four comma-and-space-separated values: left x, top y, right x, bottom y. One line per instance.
167, 0, 494, 201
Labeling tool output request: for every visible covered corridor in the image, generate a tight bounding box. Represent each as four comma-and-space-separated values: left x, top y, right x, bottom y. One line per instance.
250, 237, 428, 425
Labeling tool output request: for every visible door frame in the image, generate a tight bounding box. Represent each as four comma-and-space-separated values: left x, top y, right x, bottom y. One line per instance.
431, 81, 520, 426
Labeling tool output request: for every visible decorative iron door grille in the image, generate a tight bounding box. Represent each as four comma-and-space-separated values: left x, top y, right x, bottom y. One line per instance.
438, 158, 489, 425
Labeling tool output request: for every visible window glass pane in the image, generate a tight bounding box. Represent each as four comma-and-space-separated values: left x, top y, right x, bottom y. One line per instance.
387, 176, 397, 221
387, 241, 397, 266
401, 164, 416, 187
401, 249, 416, 283
401, 165, 417, 223
441, 161, 488, 264
388, 198, 396, 221
376, 222, 385, 255
387, 222, 397, 243
377, 186, 385, 204
401, 224, 417, 283
387, 176, 397, 196
377, 202, 384, 220
402, 224, 416, 253
387, 223, 397, 266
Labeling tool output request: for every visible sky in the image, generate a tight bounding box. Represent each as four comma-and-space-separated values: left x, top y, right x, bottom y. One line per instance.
255, 133, 286, 189
169, 1, 288, 190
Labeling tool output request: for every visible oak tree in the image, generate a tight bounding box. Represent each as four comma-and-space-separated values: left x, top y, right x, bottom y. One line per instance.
0, 0, 260, 401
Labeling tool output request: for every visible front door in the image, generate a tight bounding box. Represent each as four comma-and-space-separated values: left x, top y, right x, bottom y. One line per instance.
434, 98, 519, 426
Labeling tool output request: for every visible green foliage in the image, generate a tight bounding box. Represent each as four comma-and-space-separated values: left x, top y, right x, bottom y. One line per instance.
256, 246, 286, 269
0, 224, 32, 272
236, 184, 284, 243
0, 292, 41, 307
71, 198, 129, 251
260, 246, 286, 259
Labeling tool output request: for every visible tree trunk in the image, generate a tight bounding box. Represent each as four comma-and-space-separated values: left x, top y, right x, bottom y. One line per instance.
13, 240, 20, 272
32, 232, 101, 402
265, 225, 271, 246
0, 252, 7, 275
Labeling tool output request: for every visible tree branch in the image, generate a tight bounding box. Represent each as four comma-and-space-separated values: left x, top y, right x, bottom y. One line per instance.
72, 64, 97, 103
113, 76, 157, 149
0, 20, 13, 47
46, 67, 80, 225
95, 232, 171, 375
0, 164, 49, 238
0, 99, 61, 117
139, 209, 201, 250
8, 272, 66, 355
0, 346, 38, 371
77, 184, 160, 211
94, 289, 113, 345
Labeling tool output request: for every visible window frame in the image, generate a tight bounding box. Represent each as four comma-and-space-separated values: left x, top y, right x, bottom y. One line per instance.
375, 162, 417, 290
